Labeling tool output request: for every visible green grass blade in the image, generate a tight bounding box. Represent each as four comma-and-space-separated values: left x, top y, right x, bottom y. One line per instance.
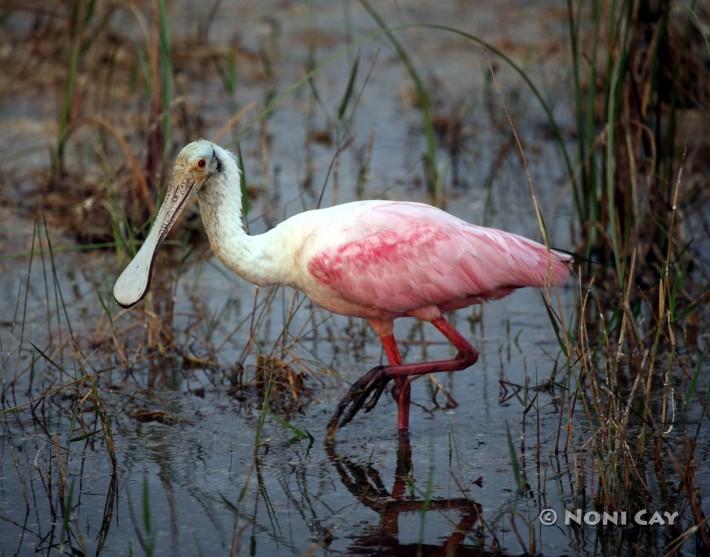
236, 142, 249, 218
506, 420, 525, 494
684, 353, 704, 408
268, 412, 312, 442
337, 53, 360, 120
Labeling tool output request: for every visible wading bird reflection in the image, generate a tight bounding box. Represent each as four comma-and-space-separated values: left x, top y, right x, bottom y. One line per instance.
326, 435, 487, 555
113, 140, 571, 436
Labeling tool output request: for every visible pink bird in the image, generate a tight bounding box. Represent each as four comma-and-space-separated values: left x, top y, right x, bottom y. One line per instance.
113, 140, 572, 437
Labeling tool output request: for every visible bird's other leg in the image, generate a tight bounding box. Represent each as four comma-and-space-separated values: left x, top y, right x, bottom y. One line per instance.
382, 317, 479, 380
431, 317, 479, 364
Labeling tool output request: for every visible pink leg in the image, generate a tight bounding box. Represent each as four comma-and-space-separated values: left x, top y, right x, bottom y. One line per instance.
380, 334, 410, 431
326, 317, 478, 436
385, 318, 479, 380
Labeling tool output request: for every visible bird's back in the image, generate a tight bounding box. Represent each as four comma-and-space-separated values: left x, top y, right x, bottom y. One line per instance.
280, 200, 571, 318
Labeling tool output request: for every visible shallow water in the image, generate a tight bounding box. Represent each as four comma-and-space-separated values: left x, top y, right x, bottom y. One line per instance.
1, 1, 707, 556
0, 206, 582, 556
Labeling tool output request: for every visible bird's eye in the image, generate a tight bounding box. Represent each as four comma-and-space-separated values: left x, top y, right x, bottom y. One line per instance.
198, 159, 206, 168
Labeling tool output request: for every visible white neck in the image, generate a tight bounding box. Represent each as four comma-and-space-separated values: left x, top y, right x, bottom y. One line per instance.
196, 148, 288, 287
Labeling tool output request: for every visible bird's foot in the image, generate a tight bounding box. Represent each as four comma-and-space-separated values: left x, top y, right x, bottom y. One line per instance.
326, 365, 392, 436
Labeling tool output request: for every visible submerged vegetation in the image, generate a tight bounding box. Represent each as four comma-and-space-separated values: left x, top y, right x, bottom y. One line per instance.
0, 0, 707, 555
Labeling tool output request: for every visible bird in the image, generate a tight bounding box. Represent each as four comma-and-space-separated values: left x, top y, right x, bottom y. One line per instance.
113, 140, 572, 438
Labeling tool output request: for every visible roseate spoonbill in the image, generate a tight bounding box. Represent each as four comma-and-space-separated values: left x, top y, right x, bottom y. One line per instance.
113, 140, 571, 436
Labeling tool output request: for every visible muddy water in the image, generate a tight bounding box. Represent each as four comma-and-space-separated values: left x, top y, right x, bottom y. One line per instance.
1, 2, 703, 556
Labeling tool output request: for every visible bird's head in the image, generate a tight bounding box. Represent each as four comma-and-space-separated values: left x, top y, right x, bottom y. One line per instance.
113, 139, 232, 308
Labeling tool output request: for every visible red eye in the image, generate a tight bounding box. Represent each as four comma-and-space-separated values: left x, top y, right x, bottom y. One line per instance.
198, 159, 206, 168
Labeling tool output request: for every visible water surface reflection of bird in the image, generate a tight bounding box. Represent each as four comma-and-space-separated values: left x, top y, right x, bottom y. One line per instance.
326, 435, 490, 555
113, 140, 571, 436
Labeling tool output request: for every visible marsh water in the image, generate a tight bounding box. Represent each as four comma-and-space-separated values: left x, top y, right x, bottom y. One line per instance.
1, 1, 707, 556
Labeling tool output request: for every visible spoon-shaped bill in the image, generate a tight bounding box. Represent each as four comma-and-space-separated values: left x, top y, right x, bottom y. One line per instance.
113, 177, 195, 307
112, 214, 163, 308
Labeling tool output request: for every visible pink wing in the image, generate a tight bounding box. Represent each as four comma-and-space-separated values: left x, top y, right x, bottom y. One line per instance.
306, 202, 571, 315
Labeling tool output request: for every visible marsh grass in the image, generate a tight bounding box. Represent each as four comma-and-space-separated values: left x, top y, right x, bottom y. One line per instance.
1, 213, 119, 554
555, 1, 709, 550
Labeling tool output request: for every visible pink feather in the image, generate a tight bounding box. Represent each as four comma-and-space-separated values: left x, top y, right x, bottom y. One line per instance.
305, 202, 570, 319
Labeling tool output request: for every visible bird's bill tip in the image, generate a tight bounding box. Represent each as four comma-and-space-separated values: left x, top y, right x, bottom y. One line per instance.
112, 248, 153, 308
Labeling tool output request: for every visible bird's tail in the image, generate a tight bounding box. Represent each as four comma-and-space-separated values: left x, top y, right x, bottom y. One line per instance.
549, 247, 616, 269
541, 249, 573, 287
